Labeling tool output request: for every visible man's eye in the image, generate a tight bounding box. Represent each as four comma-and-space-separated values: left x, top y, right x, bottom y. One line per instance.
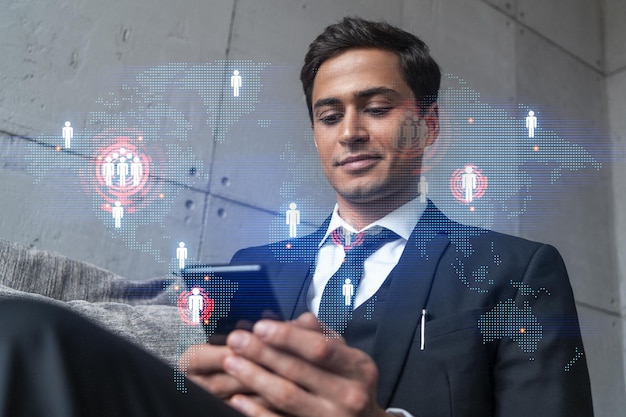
365, 107, 392, 116
318, 113, 342, 125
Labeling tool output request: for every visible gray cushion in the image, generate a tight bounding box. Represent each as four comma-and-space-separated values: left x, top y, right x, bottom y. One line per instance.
0, 239, 206, 366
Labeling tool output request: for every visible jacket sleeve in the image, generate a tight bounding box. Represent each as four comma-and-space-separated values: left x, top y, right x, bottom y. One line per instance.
492, 244, 593, 417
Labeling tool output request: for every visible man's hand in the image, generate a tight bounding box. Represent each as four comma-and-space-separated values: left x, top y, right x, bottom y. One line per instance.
223, 313, 390, 417
179, 343, 251, 399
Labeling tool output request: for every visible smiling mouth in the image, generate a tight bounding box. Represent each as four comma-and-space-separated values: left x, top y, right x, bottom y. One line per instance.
335, 154, 383, 171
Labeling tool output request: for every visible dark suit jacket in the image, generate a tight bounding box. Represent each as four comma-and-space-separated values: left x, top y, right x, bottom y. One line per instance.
230, 201, 593, 417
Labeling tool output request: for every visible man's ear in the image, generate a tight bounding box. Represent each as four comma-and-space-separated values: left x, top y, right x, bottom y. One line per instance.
422, 103, 439, 148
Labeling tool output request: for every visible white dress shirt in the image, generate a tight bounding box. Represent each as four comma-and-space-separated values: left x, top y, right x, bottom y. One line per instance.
307, 198, 426, 417
307, 197, 426, 314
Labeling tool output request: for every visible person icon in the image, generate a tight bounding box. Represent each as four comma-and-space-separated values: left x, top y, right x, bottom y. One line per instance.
461, 166, 477, 203
395, 112, 417, 149
112, 201, 124, 228
342, 278, 354, 306
102, 156, 115, 186
417, 119, 429, 150
188, 288, 204, 324
62, 121, 73, 148
399, 119, 414, 149
395, 112, 429, 151
116, 157, 129, 186
418, 175, 429, 203
231, 70, 242, 97
285, 202, 300, 238
526, 110, 537, 138
130, 157, 142, 186
176, 242, 188, 270
344, 229, 353, 246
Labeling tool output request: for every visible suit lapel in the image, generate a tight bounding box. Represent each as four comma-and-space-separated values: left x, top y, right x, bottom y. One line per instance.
371, 202, 452, 407
269, 205, 454, 405
271, 217, 330, 320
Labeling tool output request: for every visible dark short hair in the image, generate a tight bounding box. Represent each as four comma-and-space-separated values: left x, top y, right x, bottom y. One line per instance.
300, 16, 441, 122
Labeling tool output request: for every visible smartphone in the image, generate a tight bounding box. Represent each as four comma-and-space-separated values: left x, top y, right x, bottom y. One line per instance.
180, 264, 283, 344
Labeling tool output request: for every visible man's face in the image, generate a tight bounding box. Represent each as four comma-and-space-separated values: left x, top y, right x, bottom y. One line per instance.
311, 48, 436, 209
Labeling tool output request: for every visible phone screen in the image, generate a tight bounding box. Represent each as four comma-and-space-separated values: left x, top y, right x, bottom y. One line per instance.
181, 264, 283, 344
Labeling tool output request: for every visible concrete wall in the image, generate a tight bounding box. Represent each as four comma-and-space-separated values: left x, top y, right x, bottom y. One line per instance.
0, 0, 623, 415
606, 0, 626, 414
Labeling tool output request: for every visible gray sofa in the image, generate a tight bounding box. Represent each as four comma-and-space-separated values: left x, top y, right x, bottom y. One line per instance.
0, 239, 206, 367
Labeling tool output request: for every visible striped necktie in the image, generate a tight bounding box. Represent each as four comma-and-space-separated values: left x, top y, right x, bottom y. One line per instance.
318, 227, 399, 335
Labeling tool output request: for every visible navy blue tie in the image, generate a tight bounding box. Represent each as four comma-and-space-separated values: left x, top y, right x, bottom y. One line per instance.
318, 227, 399, 335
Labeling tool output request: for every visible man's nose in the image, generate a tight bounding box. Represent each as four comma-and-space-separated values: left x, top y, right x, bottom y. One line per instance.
340, 110, 368, 145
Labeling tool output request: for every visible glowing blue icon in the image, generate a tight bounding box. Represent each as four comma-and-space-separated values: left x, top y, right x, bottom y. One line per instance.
176, 242, 188, 270
188, 288, 203, 324
286, 202, 300, 238
231, 70, 242, 97
462, 166, 478, 203
418, 175, 428, 203
526, 110, 537, 138
342, 278, 354, 306
62, 121, 73, 148
112, 201, 124, 228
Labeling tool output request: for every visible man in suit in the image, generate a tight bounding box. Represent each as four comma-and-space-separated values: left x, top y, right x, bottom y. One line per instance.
0, 16, 592, 417
182, 17, 593, 417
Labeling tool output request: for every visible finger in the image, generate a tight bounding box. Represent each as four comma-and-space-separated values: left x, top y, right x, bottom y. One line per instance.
179, 343, 231, 374
226, 330, 381, 417
186, 372, 253, 399
251, 320, 373, 379
235, 394, 275, 411
180, 343, 252, 398
229, 394, 282, 417
226, 329, 336, 395
224, 354, 326, 417
291, 312, 323, 331
291, 312, 343, 339
229, 394, 285, 416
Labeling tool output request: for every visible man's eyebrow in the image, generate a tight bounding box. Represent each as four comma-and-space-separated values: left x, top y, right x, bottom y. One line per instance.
313, 87, 401, 111
354, 86, 399, 99
313, 97, 342, 111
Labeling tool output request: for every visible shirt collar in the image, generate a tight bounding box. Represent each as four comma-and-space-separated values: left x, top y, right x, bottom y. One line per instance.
319, 198, 426, 248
